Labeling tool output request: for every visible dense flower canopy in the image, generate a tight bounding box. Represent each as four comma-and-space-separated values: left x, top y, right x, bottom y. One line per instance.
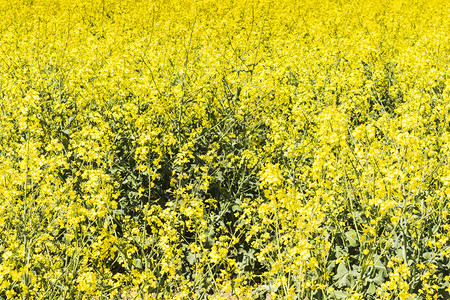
0, 0, 449, 299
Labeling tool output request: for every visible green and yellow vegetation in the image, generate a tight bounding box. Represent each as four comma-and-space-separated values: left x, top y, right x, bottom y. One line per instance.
0, 0, 449, 299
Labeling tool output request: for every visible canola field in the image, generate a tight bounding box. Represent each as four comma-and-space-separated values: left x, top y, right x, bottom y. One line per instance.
0, 0, 449, 299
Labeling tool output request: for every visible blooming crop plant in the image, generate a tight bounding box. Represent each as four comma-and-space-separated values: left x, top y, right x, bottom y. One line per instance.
0, 0, 449, 299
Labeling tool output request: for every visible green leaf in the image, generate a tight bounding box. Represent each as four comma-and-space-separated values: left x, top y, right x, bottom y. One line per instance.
336, 262, 348, 277
231, 204, 242, 212
187, 253, 196, 265
333, 262, 349, 288
134, 258, 142, 269
216, 171, 224, 182
345, 229, 358, 247
331, 290, 348, 299
367, 282, 376, 294
423, 252, 434, 260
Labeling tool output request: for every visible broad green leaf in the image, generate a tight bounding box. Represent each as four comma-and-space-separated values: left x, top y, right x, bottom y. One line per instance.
345, 229, 359, 247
